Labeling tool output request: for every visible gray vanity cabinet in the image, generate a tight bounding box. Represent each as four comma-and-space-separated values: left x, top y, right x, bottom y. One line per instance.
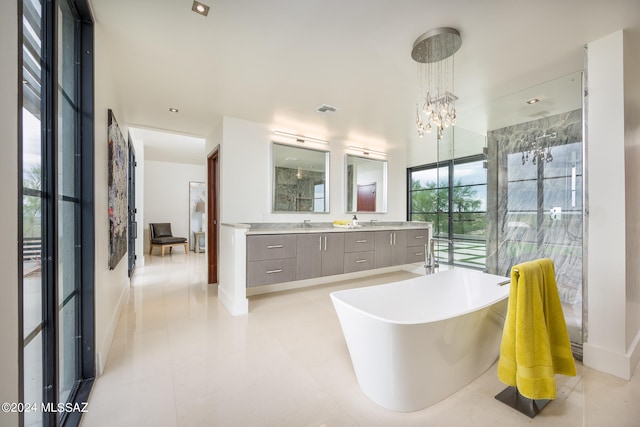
343, 232, 375, 273
374, 230, 408, 268
246, 234, 297, 287
247, 225, 431, 288
406, 228, 430, 264
296, 233, 345, 280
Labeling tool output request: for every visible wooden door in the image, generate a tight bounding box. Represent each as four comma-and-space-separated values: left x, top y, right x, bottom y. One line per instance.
207, 147, 219, 284
357, 183, 376, 212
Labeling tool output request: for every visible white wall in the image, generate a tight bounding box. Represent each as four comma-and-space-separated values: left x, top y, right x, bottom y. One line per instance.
624, 30, 640, 359
0, 1, 19, 424
144, 160, 206, 250
406, 126, 486, 168
584, 30, 640, 380
407, 129, 439, 167
94, 21, 131, 375
216, 116, 406, 224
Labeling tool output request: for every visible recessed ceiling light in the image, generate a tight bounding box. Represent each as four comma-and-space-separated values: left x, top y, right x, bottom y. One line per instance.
526, 98, 540, 104
192, 1, 210, 16
169, 108, 179, 113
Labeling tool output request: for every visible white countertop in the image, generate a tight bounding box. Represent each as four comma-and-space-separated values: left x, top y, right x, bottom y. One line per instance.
222, 221, 432, 235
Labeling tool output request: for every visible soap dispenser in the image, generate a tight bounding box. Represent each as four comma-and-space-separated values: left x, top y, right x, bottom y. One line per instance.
352, 215, 358, 227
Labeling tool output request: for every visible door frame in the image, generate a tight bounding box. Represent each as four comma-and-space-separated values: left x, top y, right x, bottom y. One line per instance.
207, 146, 220, 284
127, 135, 137, 277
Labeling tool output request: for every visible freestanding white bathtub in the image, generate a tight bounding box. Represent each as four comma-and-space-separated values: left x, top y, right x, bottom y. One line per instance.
330, 269, 510, 412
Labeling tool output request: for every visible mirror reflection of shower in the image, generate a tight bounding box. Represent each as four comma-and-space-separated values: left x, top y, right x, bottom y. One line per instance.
189, 181, 206, 251
194, 200, 205, 231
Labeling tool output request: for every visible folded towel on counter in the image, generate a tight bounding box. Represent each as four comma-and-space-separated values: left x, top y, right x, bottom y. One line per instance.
497, 258, 576, 400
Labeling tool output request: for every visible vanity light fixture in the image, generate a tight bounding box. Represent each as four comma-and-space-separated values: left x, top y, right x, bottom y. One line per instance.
191, 1, 210, 17
272, 130, 329, 145
526, 98, 540, 104
347, 146, 387, 157
169, 107, 179, 113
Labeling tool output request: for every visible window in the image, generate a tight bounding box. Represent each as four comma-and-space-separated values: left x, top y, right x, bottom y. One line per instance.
408, 155, 487, 269
19, 0, 94, 426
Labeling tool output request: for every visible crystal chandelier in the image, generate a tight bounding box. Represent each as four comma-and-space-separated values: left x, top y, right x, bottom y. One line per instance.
520, 132, 556, 165
411, 27, 462, 139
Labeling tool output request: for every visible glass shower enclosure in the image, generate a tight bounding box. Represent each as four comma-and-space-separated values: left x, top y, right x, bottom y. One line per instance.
484, 72, 585, 356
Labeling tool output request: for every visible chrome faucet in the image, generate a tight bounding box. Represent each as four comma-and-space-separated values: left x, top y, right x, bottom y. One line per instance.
424, 237, 452, 274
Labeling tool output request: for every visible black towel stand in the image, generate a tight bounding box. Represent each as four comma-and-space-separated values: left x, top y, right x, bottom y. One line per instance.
496, 264, 553, 418
495, 386, 551, 418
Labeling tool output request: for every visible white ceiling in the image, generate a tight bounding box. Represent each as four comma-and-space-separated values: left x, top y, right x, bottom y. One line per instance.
89, 0, 640, 162
128, 126, 205, 165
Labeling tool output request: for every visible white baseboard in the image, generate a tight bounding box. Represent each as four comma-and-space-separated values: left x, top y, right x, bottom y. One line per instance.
95, 283, 129, 376
583, 341, 634, 380
629, 329, 640, 377
218, 284, 248, 316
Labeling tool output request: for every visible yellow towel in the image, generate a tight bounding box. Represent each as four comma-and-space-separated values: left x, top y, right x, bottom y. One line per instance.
497, 258, 576, 400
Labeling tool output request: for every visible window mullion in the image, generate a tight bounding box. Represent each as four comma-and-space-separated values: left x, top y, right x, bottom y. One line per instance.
41, 0, 59, 425
448, 160, 454, 264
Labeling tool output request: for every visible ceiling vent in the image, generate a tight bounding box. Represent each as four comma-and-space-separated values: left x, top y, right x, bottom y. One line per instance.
314, 104, 338, 113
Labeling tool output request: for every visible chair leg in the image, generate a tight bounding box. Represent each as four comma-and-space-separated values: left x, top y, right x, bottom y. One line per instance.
184, 243, 188, 253
161, 246, 165, 256
149, 245, 153, 255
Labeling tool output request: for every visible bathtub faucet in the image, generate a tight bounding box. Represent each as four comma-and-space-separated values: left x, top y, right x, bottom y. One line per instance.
424, 238, 452, 274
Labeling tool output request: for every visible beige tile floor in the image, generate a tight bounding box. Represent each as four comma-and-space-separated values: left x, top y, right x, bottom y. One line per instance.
81, 253, 640, 426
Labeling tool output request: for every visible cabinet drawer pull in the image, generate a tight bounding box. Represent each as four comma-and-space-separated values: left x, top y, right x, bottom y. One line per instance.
267, 245, 284, 249
355, 259, 368, 263
414, 235, 424, 239
266, 269, 283, 274
415, 252, 424, 256
356, 240, 368, 243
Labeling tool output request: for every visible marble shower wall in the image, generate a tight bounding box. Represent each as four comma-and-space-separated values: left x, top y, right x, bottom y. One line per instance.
274, 167, 325, 212
487, 109, 583, 305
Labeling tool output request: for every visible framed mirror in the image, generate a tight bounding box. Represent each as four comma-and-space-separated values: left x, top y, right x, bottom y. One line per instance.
345, 154, 387, 213
272, 143, 330, 212
189, 181, 206, 252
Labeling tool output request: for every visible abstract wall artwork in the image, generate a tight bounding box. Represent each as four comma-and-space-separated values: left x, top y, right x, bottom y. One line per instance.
108, 109, 128, 270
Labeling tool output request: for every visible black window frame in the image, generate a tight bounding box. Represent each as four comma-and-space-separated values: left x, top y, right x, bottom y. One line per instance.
407, 154, 487, 269
18, 0, 94, 425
